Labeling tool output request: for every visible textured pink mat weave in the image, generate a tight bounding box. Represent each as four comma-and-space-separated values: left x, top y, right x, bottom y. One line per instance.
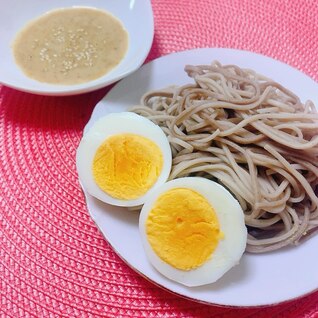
1, 0, 318, 317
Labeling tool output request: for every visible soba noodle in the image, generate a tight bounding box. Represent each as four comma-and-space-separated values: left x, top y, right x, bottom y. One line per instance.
130, 61, 318, 253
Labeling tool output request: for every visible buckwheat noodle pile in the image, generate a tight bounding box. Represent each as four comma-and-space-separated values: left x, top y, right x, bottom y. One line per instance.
130, 61, 318, 253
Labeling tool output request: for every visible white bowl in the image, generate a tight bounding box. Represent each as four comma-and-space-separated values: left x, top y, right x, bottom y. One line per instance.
0, 0, 154, 96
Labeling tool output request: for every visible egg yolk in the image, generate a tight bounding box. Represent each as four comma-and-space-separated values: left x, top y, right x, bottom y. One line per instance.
146, 188, 223, 271
92, 133, 163, 200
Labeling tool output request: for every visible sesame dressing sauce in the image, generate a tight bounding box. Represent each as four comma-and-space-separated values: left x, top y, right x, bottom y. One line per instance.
12, 7, 128, 85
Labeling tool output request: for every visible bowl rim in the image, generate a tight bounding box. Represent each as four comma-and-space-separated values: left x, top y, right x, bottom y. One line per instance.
0, 0, 154, 96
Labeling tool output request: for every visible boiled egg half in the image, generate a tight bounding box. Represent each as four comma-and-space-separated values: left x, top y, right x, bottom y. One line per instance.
76, 112, 172, 207
139, 177, 247, 287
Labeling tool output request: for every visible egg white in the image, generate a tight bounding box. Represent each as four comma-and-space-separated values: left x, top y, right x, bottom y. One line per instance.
139, 177, 247, 287
76, 112, 172, 207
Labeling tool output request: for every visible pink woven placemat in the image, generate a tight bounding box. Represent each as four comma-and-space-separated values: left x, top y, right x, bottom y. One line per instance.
1, 0, 318, 317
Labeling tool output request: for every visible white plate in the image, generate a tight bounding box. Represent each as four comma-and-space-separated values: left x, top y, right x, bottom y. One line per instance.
82, 48, 318, 307
0, 0, 153, 96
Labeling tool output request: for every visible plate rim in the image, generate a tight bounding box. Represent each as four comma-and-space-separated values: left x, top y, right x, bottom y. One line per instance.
82, 47, 318, 307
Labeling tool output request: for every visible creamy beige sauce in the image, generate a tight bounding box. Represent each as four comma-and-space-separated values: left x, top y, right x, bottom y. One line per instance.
12, 7, 128, 85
